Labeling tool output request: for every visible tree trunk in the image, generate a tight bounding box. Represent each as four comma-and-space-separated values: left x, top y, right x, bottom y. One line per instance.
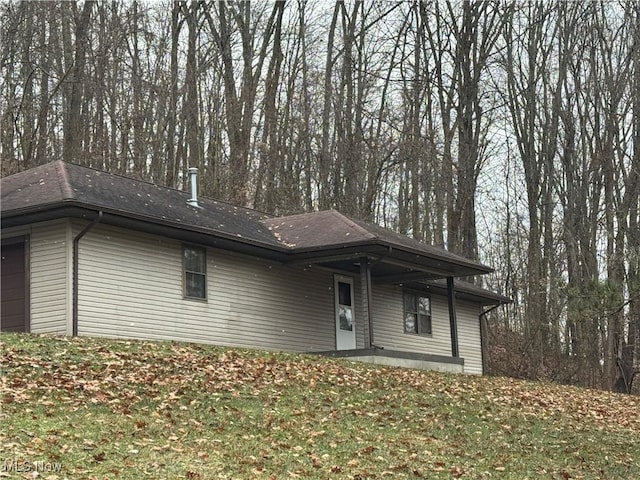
63, 0, 94, 164
185, 1, 201, 175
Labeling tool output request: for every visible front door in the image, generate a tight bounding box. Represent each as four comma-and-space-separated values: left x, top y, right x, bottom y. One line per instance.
335, 275, 356, 350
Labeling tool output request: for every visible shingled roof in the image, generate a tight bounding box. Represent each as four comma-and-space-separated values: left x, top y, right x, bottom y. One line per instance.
1, 161, 495, 283
262, 210, 488, 275
1, 161, 281, 248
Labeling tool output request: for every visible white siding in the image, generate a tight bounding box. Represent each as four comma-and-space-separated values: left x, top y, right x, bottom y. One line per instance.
30, 220, 71, 334
353, 278, 365, 349
76, 225, 337, 351
370, 283, 484, 374
371, 285, 452, 356
68, 222, 484, 371
456, 302, 484, 374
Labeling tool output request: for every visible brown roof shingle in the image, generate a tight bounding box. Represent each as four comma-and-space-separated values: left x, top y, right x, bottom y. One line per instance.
262, 210, 374, 248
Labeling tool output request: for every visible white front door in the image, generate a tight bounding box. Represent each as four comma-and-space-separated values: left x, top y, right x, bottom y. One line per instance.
335, 275, 356, 350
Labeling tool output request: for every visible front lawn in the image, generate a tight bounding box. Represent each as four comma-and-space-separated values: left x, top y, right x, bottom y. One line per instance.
1, 333, 638, 479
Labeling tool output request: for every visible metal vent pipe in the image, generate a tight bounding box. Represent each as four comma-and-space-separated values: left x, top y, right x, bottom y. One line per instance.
187, 167, 199, 207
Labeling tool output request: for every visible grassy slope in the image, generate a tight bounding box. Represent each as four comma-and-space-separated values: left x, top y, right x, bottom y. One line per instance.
1, 333, 638, 480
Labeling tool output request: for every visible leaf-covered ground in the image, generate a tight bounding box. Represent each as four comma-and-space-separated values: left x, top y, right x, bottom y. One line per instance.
1, 333, 638, 479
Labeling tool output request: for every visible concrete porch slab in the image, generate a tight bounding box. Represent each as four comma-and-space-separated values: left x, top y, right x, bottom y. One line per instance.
316, 348, 465, 373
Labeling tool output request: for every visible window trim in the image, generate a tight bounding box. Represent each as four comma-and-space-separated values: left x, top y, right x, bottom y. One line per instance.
403, 290, 432, 336
182, 244, 207, 300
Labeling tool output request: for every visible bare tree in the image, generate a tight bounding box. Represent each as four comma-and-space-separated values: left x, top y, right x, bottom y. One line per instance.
501, 1, 568, 379
202, 1, 284, 206
62, 0, 94, 164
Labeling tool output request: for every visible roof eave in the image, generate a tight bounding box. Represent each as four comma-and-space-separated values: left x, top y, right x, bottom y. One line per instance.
376, 239, 493, 275
1, 202, 290, 261
285, 239, 492, 278
403, 280, 512, 306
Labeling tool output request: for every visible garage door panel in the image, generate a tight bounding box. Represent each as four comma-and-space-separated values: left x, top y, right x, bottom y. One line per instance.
3, 271, 24, 283
2, 314, 25, 331
1, 239, 28, 332
3, 283, 25, 298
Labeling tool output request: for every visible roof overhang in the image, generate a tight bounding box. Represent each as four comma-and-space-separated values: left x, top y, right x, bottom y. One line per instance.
284, 247, 506, 305
1, 203, 290, 262
2, 162, 509, 306
414, 280, 512, 306
286, 244, 491, 280
3, 201, 492, 279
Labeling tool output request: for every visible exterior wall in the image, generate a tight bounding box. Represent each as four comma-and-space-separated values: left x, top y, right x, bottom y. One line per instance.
353, 279, 365, 349
1, 220, 71, 335
370, 285, 453, 357
456, 303, 484, 374
76, 224, 338, 352
370, 283, 484, 374
30, 220, 71, 334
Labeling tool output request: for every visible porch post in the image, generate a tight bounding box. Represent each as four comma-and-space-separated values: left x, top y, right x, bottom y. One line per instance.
360, 256, 374, 348
447, 276, 459, 357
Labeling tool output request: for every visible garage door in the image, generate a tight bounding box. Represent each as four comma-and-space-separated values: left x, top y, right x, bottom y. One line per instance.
1, 237, 29, 332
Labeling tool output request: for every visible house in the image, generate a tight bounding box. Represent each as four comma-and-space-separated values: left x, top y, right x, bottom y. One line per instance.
1, 161, 509, 374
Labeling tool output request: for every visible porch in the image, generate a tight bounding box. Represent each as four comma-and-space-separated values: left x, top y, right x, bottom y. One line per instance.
317, 348, 465, 373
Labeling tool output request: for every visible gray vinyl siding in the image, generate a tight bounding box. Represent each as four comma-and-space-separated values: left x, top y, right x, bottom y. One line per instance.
370, 283, 484, 374
456, 303, 483, 374
370, 285, 453, 357
353, 279, 365, 349
30, 220, 71, 334
76, 224, 337, 351
69, 221, 483, 371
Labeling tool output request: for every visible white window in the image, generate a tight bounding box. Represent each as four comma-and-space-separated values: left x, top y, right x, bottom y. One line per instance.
183, 245, 206, 299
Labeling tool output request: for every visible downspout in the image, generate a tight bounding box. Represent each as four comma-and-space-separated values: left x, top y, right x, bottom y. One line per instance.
73, 211, 103, 336
447, 277, 459, 358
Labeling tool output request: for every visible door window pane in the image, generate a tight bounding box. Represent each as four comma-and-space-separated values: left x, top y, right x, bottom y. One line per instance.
339, 306, 353, 331
338, 282, 352, 306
